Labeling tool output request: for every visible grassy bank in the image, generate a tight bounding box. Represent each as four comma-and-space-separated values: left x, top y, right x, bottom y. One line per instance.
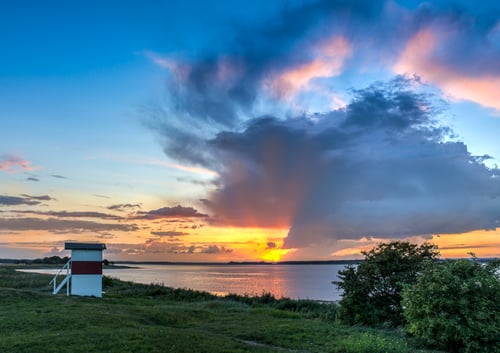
0, 267, 441, 353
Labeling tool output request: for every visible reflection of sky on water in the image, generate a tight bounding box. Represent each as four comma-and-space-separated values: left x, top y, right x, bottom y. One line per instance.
19, 264, 346, 301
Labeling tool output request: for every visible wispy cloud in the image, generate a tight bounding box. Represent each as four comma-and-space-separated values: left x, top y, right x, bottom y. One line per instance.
135, 240, 232, 255
0, 217, 138, 232
150, 231, 188, 237
133, 205, 208, 220
0, 154, 36, 173
94, 194, 111, 199
12, 210, 122, 220
0, 196, 40, 206
20, 194, 53, 201
107, 203, 142, 212
0, 194, 53, 206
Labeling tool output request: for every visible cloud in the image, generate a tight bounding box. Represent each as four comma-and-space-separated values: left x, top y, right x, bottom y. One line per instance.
159, 76, 500, 248
94, 194, 111, 199
268, 36, 352, 99
26, 177, 39, 182
12, 210, 122, 220
0, 194, 53, 206
0, 154, 35, 173
51, 174, 67, 179
145, 1, 391, 167
0, 217, 138, 232
134, 205, 208, 220
150, 231, 188, 237
107, 203, 142, 212
267, 242, 277, 249
148, 1, 500, 251
395, 25, 500, 110
199, 245, 232, 254
130, 239, 233, 255
20, 194, 53, 201
0, 196, 38, 206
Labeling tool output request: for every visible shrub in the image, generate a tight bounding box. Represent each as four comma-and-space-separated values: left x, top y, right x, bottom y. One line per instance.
403, 258, 500, 353
334, 241, 439, 327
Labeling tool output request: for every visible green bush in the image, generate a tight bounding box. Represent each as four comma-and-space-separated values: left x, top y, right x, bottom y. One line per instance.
403, 258, 500, 353
334, 241, 439, 327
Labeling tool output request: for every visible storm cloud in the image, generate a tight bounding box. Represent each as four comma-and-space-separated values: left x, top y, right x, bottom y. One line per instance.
201, 79, 500, 248
150, 1, 500, 249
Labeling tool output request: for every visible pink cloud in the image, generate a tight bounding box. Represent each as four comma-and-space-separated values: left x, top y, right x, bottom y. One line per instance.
395, 28, 500, 111
0, 154, 35, 173
268, 36, 352, 98
143, 50, 191, 80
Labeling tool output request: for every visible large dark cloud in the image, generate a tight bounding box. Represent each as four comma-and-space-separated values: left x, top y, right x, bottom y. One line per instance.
209, 79, 500, 248
149, 0, 500, 249
150, 0, 500, 167
164, 77, 500, 248
148, 0, 390, 167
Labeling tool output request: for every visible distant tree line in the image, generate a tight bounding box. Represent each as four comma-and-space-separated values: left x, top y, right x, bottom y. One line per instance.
13, 256, 113, 266
13, 256, 70, 265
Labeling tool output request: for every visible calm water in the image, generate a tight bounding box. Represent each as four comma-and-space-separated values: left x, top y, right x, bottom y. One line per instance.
20, 264, 346, 301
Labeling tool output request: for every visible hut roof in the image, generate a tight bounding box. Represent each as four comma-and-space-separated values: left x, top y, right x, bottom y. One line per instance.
64, 242, 106, 250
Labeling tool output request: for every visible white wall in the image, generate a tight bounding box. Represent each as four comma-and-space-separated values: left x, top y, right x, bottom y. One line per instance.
71, 275, 103, 297
71, 250, 103, 261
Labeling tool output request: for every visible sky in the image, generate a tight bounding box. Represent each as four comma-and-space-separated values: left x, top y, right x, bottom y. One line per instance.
1, 0, 500, 262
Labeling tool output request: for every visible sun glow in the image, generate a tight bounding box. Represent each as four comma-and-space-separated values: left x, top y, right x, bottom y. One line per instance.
260, 248, 294, 262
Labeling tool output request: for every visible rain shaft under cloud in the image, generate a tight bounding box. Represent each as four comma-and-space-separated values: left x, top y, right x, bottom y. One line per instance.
148, 0, 500, 250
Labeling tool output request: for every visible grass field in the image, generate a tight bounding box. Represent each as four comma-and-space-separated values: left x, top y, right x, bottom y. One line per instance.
0, 266, 442, 353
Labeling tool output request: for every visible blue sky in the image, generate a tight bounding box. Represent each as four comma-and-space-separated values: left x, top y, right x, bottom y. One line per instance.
1, 0, 499, 261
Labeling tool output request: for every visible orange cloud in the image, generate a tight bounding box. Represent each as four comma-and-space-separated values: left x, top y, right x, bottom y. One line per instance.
395, 28, 500, 111
432, 229, 500, 258
269, 36, 352, 98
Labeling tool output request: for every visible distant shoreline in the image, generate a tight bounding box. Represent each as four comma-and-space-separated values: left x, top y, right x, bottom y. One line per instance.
1, 257, 496, 266
113, 259, 363, 266
0, 258, 360, 266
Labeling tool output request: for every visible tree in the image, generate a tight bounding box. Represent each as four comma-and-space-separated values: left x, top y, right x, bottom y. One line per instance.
334, 241, 439, 326
403, 258, 500, 353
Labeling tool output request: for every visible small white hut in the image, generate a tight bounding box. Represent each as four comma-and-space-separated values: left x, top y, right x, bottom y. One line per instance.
51, 242, 106, 297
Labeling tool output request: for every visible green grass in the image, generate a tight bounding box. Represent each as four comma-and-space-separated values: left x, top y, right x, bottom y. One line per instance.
0, 267, 442, 353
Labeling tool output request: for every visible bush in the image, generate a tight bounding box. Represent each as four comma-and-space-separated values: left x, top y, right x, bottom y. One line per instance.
403, 258, 500, 353
334, 241, 439, 327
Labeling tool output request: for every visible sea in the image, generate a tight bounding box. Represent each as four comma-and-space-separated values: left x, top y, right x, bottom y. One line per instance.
20, 263, 347, 301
